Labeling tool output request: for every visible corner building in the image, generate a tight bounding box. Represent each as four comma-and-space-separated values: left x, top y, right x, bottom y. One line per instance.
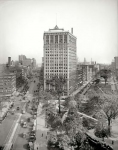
43, 26, 77, 96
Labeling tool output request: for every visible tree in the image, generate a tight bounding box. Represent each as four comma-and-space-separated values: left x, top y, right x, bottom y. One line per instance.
100, 69, 111, 85
58, 134, 71, 150
48, 131, 58, 147
63, 99, 83, 138
93, 78, 100, 85
51, 115, 63, 134
39, 90, 53, 102
101, 96, 118, 136
46, 75, 66, 114
94, 122, 108, 141
79, 96, 101, 116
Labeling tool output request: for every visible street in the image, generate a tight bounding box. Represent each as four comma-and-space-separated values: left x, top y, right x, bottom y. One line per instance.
0, 94, 25, 147
12, 77, 39, 150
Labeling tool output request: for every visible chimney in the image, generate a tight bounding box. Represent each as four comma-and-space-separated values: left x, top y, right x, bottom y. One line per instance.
8, 57, 11, 66
71, 28, 73, 34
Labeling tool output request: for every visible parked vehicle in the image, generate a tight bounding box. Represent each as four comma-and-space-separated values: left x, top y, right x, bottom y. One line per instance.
23, 122, 27, 128
22, 110, 25, 114
22, 132, 27, 138
17, 107, 20, 110
29, 136, 36, 142
30, 132, 36, 136
27, 142, 33, 150
27, 117, 30, 122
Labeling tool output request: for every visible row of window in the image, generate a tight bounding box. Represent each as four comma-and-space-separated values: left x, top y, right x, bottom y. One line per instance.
46, 63, 68, 66
45, 50, 67, 52
46, 70, 67, 72
46, 35, 67, 44
46, 67, 67, 69
45, 73, 67, 76
45, 54, 67, 56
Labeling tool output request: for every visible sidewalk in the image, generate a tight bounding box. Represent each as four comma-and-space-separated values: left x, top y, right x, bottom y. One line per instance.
34, 103, 49, 150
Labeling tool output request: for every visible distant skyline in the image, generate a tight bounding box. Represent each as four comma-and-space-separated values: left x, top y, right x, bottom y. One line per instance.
0, 0, 117, 64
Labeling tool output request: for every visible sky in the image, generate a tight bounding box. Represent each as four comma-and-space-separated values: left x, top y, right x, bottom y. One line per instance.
0, 0, 117, 64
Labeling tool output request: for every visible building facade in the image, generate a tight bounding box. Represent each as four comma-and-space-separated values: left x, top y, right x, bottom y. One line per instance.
76, 64, 97, 86
43, 25, 77, 96
114, 57, 118, 69
22, 59, 32, 67
19, 55, 26, 63
32, 58, 36, 69
0, 73, 16, 98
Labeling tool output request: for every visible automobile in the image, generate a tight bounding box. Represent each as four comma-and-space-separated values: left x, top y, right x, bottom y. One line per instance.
22, 132, 27, 138
30, 132, 36, 136
29, 136, 36, 142
30, 130, 35, 134
33, 115, 36, 119
27, 117, 30, 122
22, 110, 25, 114
17, 107, 20, 110
30, 135, 36, 139
11, 110, 15, 115
27, 142, 33, 150
23, 124, 27, 128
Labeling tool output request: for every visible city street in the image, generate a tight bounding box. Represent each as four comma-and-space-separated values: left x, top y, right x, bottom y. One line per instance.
13, 109, 33, 150
0, 94, 25, 147
0, 112, 17, 147
12, 77, 39, 150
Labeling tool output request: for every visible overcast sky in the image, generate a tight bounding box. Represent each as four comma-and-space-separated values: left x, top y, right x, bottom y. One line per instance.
0, 0, 117, 64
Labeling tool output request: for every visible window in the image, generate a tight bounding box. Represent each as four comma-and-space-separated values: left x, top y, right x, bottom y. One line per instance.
59, 35, 63, 43
64, 35, 67, 43
50, 35, 53, 43
55, 35, 58, 43
46, 35, 49, 44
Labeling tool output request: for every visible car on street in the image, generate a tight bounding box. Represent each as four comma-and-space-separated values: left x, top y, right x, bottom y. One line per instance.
23, 122, 27, 128
29, 136, 36, 142
27, 142, 33, 150
30, 132, 36, 136
11, 109, 15, 115
17, 106, 20, 110
23, 124, 27, 128
22, 110, 25, 114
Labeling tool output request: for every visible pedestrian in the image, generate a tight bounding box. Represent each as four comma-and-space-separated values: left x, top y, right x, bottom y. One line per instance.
112, 140, 114, 145
46, 136, 47, 139
42, 133, 43, 137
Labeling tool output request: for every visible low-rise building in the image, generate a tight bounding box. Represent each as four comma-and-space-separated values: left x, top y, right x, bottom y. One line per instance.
76, 63, 98, 86
22, 58, 32, 67
0, 73, 16, 98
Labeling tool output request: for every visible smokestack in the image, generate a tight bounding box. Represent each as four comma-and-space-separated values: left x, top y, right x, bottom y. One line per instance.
71, 28, 73, 34
8, 57, 11, 66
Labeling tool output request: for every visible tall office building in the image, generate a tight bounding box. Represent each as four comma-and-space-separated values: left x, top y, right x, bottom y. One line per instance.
19, 55, 26, 63
114, 57, 118, 70
43, 25, 77, 96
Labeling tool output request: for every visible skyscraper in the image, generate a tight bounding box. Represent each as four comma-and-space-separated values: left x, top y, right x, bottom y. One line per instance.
19, 55, 26, 64
43, 25, 77, 96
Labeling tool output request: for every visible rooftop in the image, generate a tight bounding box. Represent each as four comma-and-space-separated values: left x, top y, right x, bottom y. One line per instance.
44, 25, 69, 33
